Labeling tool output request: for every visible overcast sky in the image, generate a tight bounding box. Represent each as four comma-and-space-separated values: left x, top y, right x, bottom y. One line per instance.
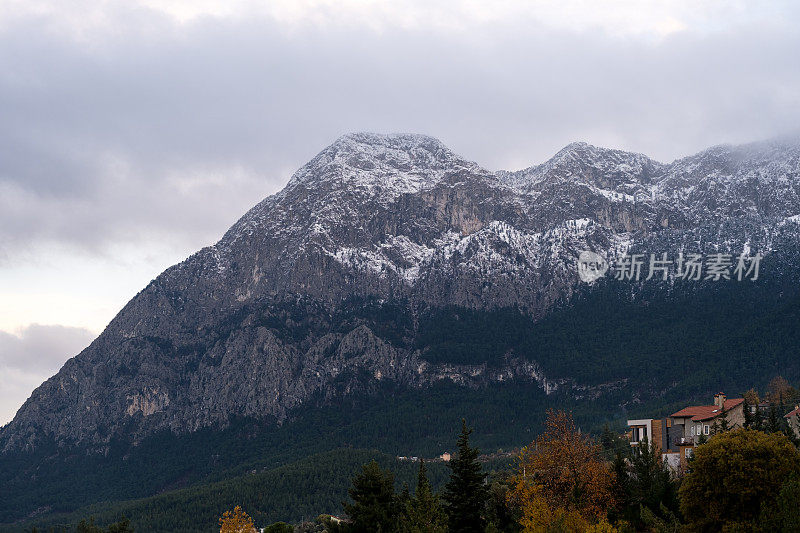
1, 0, 799, 425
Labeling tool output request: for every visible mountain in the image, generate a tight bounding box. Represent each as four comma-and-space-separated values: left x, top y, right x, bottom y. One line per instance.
3, 133, 800, 525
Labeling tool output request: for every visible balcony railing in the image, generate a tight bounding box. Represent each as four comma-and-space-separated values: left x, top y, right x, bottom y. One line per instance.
674, 436, 695, 446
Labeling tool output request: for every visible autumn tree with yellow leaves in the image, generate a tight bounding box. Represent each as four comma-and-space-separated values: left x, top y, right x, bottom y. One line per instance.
509, 410, 617, 532
219, 505, 256, 533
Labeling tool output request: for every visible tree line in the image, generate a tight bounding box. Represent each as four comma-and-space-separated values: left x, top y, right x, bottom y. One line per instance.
221, 405, 800, 533
22, 378, 800, 532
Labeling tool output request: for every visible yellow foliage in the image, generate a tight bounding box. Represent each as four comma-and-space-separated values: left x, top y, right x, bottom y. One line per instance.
517, 491, 588, 532
585, 519, 619, 532
219, 505, 256, 533
508, 410, 617, 533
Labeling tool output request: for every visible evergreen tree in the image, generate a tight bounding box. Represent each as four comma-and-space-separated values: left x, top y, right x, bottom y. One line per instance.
398, 482, 411, 510
628, 439, 678, 526
773, 475, 800, 531
778, 394, 793, 438
399, 461, 447, 533
442, 420, 488, 533
599, 423, 629, 460
76, 516, 132, 533
768, 403, 782, 434
343, 460, 399, 533
484, 473, 521, 533
107, 517, 133, 533
743, 397, 753, 429
264, 523, 293, 533
77, 517, 103, 533
640, 503, 683, 533
719, 403, 730, 432
754, 401, 765, 431
608, 450, 629, 524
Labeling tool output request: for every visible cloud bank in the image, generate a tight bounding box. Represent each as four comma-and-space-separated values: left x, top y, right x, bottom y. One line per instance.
1, 0, 799, 423
1, 0, 798, 260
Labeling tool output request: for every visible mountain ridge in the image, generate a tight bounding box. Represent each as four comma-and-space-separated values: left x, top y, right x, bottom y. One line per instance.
3, 132, 800, 454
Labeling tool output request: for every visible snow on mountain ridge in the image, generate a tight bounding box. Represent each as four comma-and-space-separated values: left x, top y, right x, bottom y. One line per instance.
283, 132, 483, 199
208, 134, 800, 300
6, 133, 800, 454
497, 141, 662, 195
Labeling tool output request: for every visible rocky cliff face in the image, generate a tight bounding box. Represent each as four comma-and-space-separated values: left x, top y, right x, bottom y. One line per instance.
3, 133, 800, 452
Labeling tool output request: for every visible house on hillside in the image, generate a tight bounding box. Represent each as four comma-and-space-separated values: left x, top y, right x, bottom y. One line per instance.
671, 393, 744, 442
670, 392, 744, 467
627, 417, 682, 471
627, 392, 745, 472
786, 405, 800, 439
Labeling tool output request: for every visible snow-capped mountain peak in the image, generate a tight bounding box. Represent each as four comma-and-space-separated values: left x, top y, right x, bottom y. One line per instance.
283, 132, 482, 198
5, 133, 800, 453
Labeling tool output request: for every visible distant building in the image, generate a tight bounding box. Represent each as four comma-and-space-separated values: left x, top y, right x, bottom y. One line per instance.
786, 405, 800, 439
440, 452, 451, 462
627, 417, 681, 471
671, 393, 744, 438
628, 392, 745, 472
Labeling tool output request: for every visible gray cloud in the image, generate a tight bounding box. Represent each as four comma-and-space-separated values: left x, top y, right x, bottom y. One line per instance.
0, 324, 94, 372
0, 4, 799, 262
1, 0, 800, 425
0, 324, 95, 424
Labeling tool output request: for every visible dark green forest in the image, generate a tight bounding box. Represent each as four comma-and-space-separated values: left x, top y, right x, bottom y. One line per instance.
2, 274, 800, 529
4, 448, 514, 532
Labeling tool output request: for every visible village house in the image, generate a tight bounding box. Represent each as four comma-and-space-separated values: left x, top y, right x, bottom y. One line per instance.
626, 417, 682, 470
627, 392, 745, 471
786, 405, 800, 439
670, 393, 744, 465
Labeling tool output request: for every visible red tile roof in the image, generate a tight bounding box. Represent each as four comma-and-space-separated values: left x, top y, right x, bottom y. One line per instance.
670, 398, 744, 422
785, 406, 800, 419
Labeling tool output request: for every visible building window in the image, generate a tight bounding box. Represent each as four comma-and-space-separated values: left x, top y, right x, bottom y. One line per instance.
691, 426, 695, 436
704, 425, 710, 435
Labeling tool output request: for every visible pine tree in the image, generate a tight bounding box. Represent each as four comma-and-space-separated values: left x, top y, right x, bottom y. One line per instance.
77, 517, 103, 533
743, 397, 753, 429
600, 423, 627, 460
343, 460, 399, 533
77, 516, 133, 533
609, 450, 629, 523
768, 403, 781, 434
442, 420, 488, 533
398, 482, 411, 510
778, 394, 793, 438
754, 402, 765, 431
107, 517, 133, 533
775, 475, 800, 530
629, 438, 678, 525
399, 461, 447, 533
719, 403, 730, 432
